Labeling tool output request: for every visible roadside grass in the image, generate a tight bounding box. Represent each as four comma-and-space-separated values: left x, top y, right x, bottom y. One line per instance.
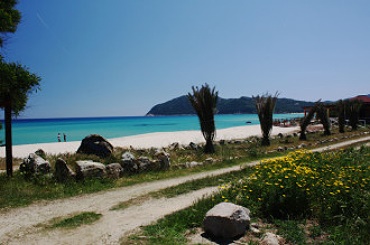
0, 157, 248, 209
125, 145, 370, 245
0, 127, 368, 211
46, 212, 102, 229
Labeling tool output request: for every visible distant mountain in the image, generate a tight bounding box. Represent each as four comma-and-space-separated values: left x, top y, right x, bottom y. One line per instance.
146, 95, 315, 115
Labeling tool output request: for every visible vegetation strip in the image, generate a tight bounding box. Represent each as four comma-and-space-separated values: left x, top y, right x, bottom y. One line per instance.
0, 130, 369, 210
44, 212, 102, 229
126, 145, 370, 244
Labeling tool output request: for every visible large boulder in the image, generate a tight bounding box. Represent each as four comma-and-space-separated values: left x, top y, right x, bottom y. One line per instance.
77, 134, 113, 158
75, 160, 106, 180
54, 158, 76, 182
203, 202, 250, 239
19, 153, 51, 175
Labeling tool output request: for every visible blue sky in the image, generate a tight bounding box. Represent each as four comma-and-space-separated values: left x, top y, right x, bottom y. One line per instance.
1, 0, 370, 118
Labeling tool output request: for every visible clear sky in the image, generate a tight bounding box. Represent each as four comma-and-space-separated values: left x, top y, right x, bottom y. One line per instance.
1, 0, 369, 118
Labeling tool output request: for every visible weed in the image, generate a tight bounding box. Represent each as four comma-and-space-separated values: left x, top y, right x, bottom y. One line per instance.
50, 212, 102, 228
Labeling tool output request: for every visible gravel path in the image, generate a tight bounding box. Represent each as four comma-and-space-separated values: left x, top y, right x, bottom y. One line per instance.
0, 136, 369, 245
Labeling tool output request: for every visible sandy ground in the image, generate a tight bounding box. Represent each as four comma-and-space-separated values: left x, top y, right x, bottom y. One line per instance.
0, 125, 299, 159
0, 136, 369, 244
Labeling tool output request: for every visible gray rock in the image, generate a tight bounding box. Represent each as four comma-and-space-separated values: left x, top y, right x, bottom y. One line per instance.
19, 153, 51, 175
77, 134, 113, 158
203, 202, 250, 239
204, 157, 215, 165
122, 151, 135, 161
35, 149, 46, 158
260, 232, 285, 245
250, 226, 260, 234
121, 151, 138, 173
168, 142, 180, 150
75, 160, 106, 180
155, 150, 170, 170
185, 161, 203, 168
277, 146, 285, 152
54, 158, 75, 182
189, 142, 198, 150
105, 163, 123, 179
137, 156, 151, 172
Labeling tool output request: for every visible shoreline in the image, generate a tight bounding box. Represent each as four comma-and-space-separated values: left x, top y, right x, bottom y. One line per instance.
0, 125, 299, 159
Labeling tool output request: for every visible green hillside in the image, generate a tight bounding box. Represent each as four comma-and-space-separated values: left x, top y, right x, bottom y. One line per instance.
147, 95, 315, 115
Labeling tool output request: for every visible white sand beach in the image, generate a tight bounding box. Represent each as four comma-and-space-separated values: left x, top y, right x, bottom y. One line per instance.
0, 125, 299, 159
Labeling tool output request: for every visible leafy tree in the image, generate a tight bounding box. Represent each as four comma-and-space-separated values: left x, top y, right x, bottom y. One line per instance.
345, 99, 362, 131
0, 0, 40, 177
0, 0, 21, 48
253, 92, 278, 146
336, 99, 346, 133
0, 59, 41, 177
187, 84, 218, 153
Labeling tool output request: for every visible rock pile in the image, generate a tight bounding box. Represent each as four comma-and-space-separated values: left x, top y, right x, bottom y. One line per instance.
19, 147, 171, 182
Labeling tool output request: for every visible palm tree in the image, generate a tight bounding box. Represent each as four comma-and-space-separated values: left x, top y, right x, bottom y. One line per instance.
336, 99, 346, 133
345, 99, 362, 130
187, 84, 218, 153
316, 102, 331, 136
299, 102, 318, 140
253, 92, 278, 146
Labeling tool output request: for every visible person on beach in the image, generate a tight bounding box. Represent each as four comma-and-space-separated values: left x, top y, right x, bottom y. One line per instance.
63, 133, 66, 142
57, 133, 61, 142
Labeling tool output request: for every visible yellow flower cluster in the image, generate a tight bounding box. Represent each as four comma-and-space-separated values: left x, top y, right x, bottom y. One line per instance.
221, 148, 370, 205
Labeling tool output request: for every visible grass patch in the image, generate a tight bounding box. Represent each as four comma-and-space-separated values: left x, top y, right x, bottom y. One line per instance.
273, 219, 306, 245
110, 195, 151, 211
49, 212, 102, 229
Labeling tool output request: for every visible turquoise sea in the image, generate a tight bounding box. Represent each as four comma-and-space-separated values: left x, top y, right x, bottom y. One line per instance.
0, 114, 302, 145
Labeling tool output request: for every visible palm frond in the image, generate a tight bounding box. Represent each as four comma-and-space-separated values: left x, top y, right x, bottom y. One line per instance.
253, 92, 279, 146
188, 83, 218, 153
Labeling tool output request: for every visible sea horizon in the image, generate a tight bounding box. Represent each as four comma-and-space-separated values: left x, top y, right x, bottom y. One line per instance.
0, 113, 303, 146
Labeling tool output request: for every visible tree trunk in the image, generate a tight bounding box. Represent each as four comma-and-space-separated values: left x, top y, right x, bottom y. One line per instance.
299, 131, 307, 141
204, 139, 215, 154
261, 136, 270, 146
5, 101, 13, 177
323, 130, 331, 136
